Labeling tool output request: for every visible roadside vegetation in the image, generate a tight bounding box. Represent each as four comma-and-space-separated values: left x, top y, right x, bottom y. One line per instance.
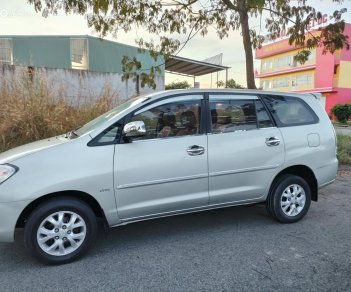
0, 73, 114, 153
337, 134, 351, 164
216, 79, 246, 89
165, 81, 191, 90
331, 104, 351, 125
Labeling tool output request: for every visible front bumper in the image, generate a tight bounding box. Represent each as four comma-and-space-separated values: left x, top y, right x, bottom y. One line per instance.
0, 200, 31, 242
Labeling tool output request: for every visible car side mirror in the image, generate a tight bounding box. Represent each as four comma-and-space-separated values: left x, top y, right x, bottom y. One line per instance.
123, 121, 146, 138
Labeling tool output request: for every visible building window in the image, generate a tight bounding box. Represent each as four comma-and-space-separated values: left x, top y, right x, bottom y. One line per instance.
261, 60, 273, 71
272, 77, 289, 88
307, 51, 315, 61
334, 65, 339, 75
295, 74, 312, 86
70, 38, 88, 70
274, 55, 291, 68
261, 80, 271, 90
0, 38, 13, 64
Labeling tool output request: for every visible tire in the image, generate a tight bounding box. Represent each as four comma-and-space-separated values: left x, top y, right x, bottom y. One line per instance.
266, 174, 311, 223
24, 197, 97, 265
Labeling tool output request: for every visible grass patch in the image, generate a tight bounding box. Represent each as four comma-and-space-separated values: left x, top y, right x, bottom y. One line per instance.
0, 72, 117, 153
337, 134, 351, 164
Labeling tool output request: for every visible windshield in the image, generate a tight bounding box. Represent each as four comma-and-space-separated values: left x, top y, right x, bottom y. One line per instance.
74, 97, 148, 137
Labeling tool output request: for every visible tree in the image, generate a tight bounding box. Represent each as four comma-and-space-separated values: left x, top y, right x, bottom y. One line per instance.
29, 0, 349, 89
217, 79, 246, 89
165, 81, 191, 90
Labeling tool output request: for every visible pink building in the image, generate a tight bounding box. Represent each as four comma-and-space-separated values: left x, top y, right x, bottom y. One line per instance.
255, 23, 351, 115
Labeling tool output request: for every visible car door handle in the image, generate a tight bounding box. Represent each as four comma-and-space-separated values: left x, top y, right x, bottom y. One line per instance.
187, 145, 205, 156
265, 137, 281, 146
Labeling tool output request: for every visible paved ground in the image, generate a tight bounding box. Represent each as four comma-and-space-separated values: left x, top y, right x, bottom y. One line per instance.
335, 126, 351, 136
0, 168, 351, 292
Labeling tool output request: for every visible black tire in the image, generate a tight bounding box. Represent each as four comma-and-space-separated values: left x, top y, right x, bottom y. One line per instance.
266, 174, 311, 223
24, 197, 97, 265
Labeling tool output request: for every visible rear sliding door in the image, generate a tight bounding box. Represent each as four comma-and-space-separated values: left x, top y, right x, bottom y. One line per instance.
207, 94, 285, 205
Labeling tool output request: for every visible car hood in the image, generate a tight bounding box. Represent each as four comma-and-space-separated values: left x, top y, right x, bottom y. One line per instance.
0, 136, 68, 164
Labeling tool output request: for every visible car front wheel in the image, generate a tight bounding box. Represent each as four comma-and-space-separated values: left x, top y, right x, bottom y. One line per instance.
24, 197, 97, 264
266, 174, 311, 223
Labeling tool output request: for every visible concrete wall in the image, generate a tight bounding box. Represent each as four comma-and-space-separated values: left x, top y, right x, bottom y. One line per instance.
0, 64, 164, 106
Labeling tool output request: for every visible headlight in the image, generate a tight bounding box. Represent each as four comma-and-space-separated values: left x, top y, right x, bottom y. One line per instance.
0, 164, 18, 185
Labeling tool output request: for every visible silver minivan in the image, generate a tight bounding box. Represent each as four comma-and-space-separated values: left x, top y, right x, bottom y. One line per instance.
0, 89, 338, 264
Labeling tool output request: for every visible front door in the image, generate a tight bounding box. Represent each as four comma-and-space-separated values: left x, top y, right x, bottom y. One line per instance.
207, 94, 285, 205
114, 94, 209, 220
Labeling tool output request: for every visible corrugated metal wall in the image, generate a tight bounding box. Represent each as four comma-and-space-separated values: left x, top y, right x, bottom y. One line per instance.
12, 36, 71, 69
6, 35, 164, 75
88, 36, 164, 74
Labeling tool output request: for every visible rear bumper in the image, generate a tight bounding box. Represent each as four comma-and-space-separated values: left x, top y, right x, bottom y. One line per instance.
0, 200, 30, 242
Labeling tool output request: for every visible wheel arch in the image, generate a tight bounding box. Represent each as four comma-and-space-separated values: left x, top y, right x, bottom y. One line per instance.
270, 165, 318, 201
16, 190, 106, 228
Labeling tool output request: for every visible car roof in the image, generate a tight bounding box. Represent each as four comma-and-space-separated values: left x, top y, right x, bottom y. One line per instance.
144, 89, 316, 101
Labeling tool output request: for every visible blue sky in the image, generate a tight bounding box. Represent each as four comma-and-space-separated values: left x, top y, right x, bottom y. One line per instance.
1, 0, 350, 87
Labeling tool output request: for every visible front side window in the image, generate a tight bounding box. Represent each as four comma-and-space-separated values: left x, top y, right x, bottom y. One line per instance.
210, 98, 257, 133
132, 99, 201, 140
262, 95, 318, 126
95, 124, 122, 144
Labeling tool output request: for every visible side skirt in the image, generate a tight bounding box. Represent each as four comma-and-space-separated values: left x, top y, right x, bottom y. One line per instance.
110, 196, 265, 228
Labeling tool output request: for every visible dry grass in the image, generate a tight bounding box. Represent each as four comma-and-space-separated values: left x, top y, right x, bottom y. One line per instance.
0, 72, 115, 153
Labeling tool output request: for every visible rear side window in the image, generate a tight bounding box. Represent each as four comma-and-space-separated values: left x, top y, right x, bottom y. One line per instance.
262, 95, 318, 127
210, 99, 257, 133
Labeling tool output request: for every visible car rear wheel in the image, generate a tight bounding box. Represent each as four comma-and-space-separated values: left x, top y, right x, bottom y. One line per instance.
266, 174, 311, 223
24, 197, 97, 264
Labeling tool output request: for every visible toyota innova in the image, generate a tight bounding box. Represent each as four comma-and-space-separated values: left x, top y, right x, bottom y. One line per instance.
0, 89, 338, 264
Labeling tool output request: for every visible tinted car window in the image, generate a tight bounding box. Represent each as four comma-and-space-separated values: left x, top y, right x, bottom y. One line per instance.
210, 99, 257, 133
96, 124, 122, 143
255, 100, 274, 128
132, 100, 201, 140
262, 95, 318, 126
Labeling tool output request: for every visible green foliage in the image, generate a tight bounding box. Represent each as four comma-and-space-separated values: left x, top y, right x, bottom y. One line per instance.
217, 79, 246, 89
331, 104, 351, 124
165, 81, 191, 90
28, 0, 349, 89
336, 134, 351, 164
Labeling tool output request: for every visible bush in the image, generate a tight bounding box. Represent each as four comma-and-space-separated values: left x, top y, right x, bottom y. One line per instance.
337, 134, 351, 164
0, 73, 116, 153
331, 104, 351, 124
216, 79, 246, 89
165, 81, 191, 90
